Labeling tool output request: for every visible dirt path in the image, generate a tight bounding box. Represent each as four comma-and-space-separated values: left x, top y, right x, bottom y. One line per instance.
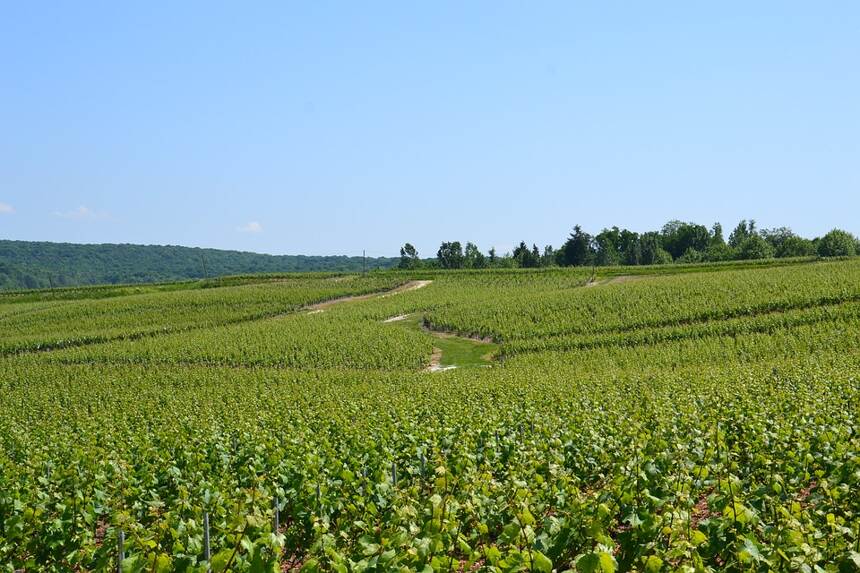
383, 314, 409, 323
380, 280, 433, 295
585, 275, 642, 287
306, 280, 432, 312
426, 347, 457, 372
302, 280, 494, 373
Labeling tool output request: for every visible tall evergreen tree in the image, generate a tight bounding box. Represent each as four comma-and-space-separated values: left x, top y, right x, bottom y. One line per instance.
561, 226, 594, 266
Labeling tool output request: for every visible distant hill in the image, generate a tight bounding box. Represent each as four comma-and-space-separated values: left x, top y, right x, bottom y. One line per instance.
0, 240, 398, 290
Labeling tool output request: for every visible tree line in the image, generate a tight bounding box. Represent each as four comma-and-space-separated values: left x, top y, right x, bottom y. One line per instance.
399, 220, 860, 269
0, 241, 400, 290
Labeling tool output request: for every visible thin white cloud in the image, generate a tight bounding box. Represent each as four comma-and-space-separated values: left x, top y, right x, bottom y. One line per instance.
237, 221, 263, 233
0, 202, 13, 214
53, 206, 109, 220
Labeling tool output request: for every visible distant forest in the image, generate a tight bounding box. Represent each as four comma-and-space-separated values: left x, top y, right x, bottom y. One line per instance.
3, 219, 858, 290
399, 220, 860, 269
0, 241, 398, 290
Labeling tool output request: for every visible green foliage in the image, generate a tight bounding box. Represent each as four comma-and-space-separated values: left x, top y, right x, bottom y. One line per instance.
562, 225, 595, 266
736, 235, 775, 260
513, 242, 542, 268
640, 232, 672, 265
676, 247, 705, 264
436, 242, 465, 269
818, 229, 858, 257
399, 244, 421, 269
0, 240, 398, 290
651, 248, 674, 264
710, 222, 725, 246
618, 229, 642, 265
463, 242, 487, 269
775, 235, 815, 258
728, 219, 758, 248
1, 259, 859, 571
661, 221, 710, 259
0, 275, 403, 355
425, 259, 860, 346
594, 228, 622, 266
705, 242, 735, 262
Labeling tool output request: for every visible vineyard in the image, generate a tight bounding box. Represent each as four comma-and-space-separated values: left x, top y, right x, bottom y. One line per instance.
1, 260, 858, 572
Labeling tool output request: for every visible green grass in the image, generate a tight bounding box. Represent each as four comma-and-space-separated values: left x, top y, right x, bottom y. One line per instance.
386, 313, 499, 368
432, 334, 498, 368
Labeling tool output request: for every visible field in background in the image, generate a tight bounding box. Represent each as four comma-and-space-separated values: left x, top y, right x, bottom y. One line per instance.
1, 259, 859, 572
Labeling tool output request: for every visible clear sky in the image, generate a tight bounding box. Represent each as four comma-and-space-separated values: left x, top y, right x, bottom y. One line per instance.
1, 2, 857, 257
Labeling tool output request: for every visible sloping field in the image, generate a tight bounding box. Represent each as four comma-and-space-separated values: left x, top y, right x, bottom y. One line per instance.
1, 259, 858, 571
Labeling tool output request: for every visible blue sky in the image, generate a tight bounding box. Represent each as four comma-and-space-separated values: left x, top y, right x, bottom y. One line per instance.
1, 2, 857, 257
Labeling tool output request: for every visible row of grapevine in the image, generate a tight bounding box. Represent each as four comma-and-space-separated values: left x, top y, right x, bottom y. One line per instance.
0, 275, 403, 355
47, 311, 433, 371
1, 354, 857, 571
423, 259, 860, 341
1, 259, 858, 571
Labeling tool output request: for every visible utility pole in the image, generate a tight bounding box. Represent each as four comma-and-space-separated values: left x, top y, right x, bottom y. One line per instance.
200, 253, 208, 279
363, 250, 366, 273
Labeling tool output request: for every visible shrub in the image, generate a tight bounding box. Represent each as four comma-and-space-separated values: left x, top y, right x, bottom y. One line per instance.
705, 243, 735, 262
775, 235, 816, 258
676, 248, 705, 264
652, 248, 673, 265
736, 235, 774, 260
817, 229, 857, 257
